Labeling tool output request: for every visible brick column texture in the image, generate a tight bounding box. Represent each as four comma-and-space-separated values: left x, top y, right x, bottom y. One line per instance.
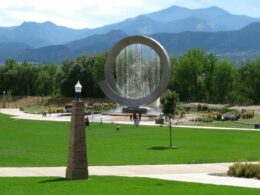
66, 100, 88, 179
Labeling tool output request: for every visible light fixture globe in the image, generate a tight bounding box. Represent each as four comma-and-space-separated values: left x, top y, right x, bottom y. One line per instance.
75, 81, 82, 93
75, 81, 82, 101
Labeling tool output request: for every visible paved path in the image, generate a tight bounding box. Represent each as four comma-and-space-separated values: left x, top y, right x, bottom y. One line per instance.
0, 163, 260, 189
0, 108, 259, 131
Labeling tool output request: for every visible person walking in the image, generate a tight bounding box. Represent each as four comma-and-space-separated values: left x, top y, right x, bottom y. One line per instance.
85, 116, 90, 129
48, 107, 52, 117
133, 113, 138, 127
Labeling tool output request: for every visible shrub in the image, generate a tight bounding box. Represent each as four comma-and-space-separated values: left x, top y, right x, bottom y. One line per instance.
192, 115, 214, 123
244, 164, 257, 178
213, 112, 222, 120
241, 109, 255, 119
228, 163, 245, 177
175, 105, 186, 119
202, 114, 214, 123
214, 107, 232, 114
155, 117, 164, 124
228, 162, 260, 179
196, 103, 209, 111
86, 102, 116, 112
183, 104, 194, 111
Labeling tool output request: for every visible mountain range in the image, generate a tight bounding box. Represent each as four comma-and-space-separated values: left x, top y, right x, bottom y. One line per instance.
0, 5, 260, 63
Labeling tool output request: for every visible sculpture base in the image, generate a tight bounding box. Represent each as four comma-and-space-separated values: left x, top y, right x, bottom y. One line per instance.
122, 107, 149, 114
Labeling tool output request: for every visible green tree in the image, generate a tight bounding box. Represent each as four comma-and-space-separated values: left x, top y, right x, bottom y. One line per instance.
0, 61, 40, 96
160, 91, 179, 118
235, 59, 260, 104
211, 59, 236, 103
92, 53, 107, 97
202, 54, 217, 102
58, 55, 99, 97
58, 59, 82, 97
172, 49, 207, 101
35, 64, 58, 96
160, 91, 179, 148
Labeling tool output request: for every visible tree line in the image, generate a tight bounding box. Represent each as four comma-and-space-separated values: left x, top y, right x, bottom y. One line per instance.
0, 53, 107, 98
0, 49, 259, 105
170, 49, 260, 104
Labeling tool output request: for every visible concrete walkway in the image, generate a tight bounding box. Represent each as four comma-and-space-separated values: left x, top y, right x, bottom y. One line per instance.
0, 108, 259, 131
0, 163, 260, 189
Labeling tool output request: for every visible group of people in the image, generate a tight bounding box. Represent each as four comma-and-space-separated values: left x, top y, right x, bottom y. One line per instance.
42, 107, 52, 117
131, 112, 142, 127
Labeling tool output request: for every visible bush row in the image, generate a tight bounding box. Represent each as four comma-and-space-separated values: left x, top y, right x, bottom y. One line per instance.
85, 102, 116, 111
241, 109, 255, 119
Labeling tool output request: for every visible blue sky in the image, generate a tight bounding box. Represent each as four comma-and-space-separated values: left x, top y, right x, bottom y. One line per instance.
0, 0, 259, 29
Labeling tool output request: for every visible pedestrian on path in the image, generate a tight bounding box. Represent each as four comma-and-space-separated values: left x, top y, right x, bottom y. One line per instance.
48, 107, 52, 117
133, 113, 139, 127
85, 116, 90, 129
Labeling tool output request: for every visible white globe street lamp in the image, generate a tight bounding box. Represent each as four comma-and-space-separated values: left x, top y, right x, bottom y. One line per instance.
75, 81, 82, 101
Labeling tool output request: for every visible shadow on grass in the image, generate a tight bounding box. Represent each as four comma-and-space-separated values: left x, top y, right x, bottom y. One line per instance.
40, 177, 69, 183
148, 146, 178, 150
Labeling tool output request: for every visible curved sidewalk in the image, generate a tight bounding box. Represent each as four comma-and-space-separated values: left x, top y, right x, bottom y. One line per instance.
0, 163, 260, 189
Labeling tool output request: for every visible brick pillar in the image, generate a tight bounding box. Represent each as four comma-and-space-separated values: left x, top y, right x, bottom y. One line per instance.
66, 100, 88, 179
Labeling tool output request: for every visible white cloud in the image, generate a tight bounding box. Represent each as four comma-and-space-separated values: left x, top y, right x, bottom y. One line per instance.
0, 0, 152, 28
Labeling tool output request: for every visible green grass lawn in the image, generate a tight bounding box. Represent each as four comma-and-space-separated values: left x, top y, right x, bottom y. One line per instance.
0, 176, 259, 195
195, 120, 256, 128
1, 113, 260, 166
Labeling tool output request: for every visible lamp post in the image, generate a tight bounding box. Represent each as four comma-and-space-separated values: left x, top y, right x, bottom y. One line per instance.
66, 81, 88, 179
2, 91, 6, 108
75, 81, 82, 101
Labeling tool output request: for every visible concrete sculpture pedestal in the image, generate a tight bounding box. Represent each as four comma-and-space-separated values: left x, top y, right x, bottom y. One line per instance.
66, 100, 88, 179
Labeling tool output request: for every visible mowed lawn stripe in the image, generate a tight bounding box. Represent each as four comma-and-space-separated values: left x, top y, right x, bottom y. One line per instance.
0, 113, 260, 166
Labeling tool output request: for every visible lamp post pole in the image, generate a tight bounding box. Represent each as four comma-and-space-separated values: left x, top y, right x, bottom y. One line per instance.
169, 116, 176, 149
2, 91, 6, 108
169, 118, 172, 148
66, 81, 88, 179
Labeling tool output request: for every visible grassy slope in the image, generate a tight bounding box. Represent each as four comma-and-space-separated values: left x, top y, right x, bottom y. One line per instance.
1, 113, 260, 166
0, 176, 259, 195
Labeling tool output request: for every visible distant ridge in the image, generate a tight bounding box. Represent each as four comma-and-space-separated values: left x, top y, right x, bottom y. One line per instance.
15, 30, 128, 63
0, 21, 88, 48
0, 5, 260, 63
0, 23, 257, 63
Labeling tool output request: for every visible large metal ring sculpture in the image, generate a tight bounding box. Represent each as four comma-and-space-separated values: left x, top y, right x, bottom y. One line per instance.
99, 35, 171, 108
